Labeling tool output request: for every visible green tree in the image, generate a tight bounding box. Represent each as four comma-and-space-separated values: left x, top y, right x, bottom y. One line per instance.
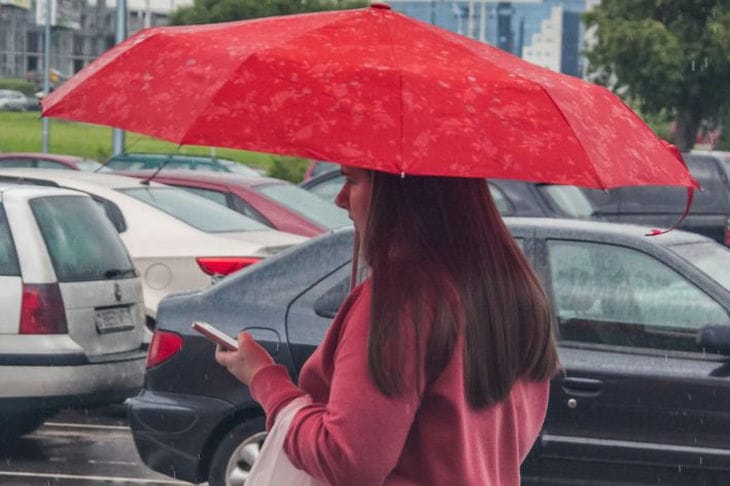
583, 0, 730, 151
169, 0, 367, 25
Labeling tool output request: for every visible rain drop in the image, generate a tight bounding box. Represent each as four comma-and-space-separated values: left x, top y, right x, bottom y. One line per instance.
687, 393, 692, 401
699, 456, 703, 465
691, 59, 696, 71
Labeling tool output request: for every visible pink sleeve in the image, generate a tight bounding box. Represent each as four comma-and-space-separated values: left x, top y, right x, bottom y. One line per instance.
281, 289, 424, 485
249, 364, 305, 431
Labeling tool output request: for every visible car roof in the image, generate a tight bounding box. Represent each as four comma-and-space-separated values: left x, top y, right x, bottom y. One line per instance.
109, 153, 237, 163
0, 182, 85, 198
0, 152, 85, 163
115, 169, 283, 188
0, 168, 165, 190
505, 216, 708, 247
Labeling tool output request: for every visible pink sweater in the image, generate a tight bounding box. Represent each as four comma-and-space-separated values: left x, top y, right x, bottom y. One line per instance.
249, 281, 549, 486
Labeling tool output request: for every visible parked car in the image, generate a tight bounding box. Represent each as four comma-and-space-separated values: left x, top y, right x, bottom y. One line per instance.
0, 183, 147, 444
0, 89, 36, 111
104, 153, 262, 177
0, 152, 106, 171
686, 149, 730, 194
116, 170, 351, 237
301, 170, 597, 219
302, 160, 338, 181
583, 153, 730, 245
0, 169, 307, 325
128, 219, 730, 486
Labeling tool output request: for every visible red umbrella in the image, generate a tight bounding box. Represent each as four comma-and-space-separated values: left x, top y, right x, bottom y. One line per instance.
42, 3, 697, 190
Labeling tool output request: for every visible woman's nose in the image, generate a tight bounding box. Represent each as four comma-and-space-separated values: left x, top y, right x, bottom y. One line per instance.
335, 184, 348, 210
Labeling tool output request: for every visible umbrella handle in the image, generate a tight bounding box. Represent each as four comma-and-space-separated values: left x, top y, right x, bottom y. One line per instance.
645, 187, 696, 237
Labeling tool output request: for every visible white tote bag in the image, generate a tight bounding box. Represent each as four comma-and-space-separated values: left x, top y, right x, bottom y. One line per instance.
247, 396, 325, 486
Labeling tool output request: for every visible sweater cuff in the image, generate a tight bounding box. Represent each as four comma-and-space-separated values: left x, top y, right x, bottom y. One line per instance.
249, 364, 305, 429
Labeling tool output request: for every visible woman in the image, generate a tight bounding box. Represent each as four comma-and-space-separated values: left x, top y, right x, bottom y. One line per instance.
216, 166, 559, 485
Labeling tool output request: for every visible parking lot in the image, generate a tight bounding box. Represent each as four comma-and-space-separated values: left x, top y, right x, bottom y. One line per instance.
0, 406, 190, 485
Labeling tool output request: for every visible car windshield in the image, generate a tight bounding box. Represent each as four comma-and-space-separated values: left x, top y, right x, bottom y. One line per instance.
671, 241, 730, 289
119, 187, 269, 232
217, 159, 261, 177
537, 185, 595, 218
255, 182, 351, 230
75, 159, 105, 171
30, 195, 135, 282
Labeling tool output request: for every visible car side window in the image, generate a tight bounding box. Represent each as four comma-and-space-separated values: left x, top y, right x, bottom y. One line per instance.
230, 194, 274, 227
37, 160, 72, 170
0, 205, 20, 276
0, 159, 34, 168
547, 239, 730, 352
487, 182, 514, 215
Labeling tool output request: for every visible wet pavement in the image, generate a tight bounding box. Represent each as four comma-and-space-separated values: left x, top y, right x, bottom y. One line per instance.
0, 406, 193, 485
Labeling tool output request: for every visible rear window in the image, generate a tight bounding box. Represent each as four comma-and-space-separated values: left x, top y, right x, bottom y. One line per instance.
255, 183, 351, 230
30, 195, 136, 282
537, 185, 595, 218
0, 204, 20, 276
119, 187, 269, 232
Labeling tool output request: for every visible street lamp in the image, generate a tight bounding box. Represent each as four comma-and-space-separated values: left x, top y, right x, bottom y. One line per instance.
41, 0, 51, 153
112, 0, 127, 155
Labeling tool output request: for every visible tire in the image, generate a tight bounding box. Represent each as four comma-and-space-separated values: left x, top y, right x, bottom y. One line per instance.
208, 416, 267, 486
0, 411, 56, 447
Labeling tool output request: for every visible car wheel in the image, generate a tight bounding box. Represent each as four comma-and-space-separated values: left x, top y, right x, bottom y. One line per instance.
208, 416, 267, 486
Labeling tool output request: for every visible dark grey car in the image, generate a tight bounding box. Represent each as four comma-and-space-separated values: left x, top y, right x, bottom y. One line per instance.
129, 219, 730, 486
301, 170, 597, 219
583, 153, 730, 246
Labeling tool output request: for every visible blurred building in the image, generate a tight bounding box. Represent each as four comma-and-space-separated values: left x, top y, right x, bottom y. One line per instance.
0, 0, 191, 83
1, 0, 601, 84
389, 0, 602, 77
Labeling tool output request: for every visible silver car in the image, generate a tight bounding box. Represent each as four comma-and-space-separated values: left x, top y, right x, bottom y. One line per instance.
0, 184, 146, 444
0, 89, 35, 111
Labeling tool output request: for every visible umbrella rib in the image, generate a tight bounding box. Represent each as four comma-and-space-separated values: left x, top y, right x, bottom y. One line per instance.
534, 84, 608, 189
378, 11, 405, 175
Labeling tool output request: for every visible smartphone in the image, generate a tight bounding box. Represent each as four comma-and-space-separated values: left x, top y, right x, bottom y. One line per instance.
191, 321, 238, 351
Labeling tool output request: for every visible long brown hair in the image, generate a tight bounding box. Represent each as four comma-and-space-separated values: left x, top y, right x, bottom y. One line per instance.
363, 172, 558, 409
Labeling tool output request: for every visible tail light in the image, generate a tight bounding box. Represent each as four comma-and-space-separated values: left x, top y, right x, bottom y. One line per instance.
196, 257, 261, 276
20, 284, 68, 334
146, 330, 183, 368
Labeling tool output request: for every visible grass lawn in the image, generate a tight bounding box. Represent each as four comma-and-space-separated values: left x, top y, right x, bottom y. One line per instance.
0, 112, 308, 181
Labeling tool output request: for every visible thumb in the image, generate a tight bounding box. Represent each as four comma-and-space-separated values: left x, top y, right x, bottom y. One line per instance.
238, 332, 256, 349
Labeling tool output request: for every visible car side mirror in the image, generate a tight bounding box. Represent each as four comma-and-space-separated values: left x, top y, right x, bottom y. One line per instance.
697, 325, 730, 356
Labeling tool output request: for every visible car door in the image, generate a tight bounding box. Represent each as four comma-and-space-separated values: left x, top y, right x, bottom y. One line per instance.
536, 237, 730, 484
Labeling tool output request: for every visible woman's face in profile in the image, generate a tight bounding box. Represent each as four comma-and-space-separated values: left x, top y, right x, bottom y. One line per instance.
335, 165, 372, 235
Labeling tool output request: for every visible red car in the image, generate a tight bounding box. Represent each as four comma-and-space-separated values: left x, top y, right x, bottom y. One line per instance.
117, 170, 351, 237
0, 152, 105, 171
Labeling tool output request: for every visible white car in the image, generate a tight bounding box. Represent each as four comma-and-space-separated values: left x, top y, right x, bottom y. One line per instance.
0, 89, 35, 111
0, 169, 308, 324
0, 183, 146, 444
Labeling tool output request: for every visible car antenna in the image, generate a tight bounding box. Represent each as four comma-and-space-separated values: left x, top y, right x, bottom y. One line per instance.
141, 154, 173, 185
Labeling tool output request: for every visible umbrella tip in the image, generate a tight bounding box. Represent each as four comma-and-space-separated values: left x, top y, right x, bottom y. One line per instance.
370, 2, 391, 9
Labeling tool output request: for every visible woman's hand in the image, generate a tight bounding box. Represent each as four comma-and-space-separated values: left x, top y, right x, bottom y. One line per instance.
215, 332, 274, 386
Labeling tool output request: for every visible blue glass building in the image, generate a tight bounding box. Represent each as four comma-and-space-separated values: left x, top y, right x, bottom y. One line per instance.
388, 0, 599, 78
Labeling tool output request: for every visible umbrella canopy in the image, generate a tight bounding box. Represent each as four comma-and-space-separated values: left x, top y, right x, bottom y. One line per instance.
42, 3, 697, 190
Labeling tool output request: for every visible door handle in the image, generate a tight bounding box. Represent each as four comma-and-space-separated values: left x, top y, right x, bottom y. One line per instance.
562, 377, 603, 398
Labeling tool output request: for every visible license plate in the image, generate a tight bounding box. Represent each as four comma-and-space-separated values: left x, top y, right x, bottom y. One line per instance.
95, 306, 134, 334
